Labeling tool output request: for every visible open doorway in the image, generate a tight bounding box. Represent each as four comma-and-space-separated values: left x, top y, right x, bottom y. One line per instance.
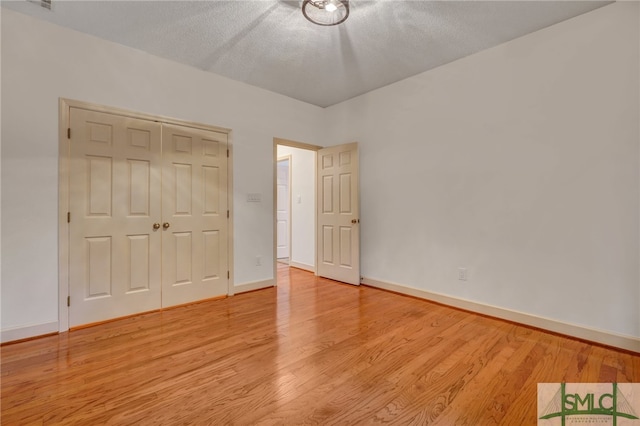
273, 138, 320, 279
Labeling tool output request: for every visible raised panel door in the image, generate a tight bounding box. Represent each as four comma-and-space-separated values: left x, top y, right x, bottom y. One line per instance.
68, 108, 162, 327
161, 124, 228, 307
316, 142, 360, 285
277, 157, 290, 260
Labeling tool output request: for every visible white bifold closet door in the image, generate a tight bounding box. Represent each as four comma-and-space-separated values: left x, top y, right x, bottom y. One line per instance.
68, 107, 228, 328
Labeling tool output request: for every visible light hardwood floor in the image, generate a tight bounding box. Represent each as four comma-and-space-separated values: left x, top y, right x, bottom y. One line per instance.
2, 265, 639, 424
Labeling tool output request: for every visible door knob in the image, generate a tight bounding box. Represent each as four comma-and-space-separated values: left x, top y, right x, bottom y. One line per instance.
163, 222, 170, 229
351, 219, 360, 224
153, 223, 161, 230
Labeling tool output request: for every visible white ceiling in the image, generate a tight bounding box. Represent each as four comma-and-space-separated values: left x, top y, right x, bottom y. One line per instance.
3, 0, 611, 107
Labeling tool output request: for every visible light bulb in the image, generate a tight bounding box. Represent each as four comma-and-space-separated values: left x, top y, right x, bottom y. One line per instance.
325, 1, 338, 12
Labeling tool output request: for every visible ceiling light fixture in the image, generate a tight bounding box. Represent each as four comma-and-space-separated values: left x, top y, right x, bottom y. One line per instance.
302, 0, 349, 26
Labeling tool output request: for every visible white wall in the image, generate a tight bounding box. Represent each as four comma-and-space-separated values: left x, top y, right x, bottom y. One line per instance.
326, 2, 640, 339
0, 6, 4, 337
3, 3, 639, 347
0, 9, 324, 336
277, 145, 316, 270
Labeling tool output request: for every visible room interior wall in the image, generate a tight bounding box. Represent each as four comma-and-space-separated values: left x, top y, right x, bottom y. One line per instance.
0, 6, 4, 337
0, 8, 324, 339
325, 1, 640, 343
277, 145, 316, 270
2, 3, 639, 349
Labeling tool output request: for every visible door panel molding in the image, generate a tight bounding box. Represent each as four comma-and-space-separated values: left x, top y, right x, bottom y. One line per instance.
161, 123, 229, 307
59, 98, 233, 331
316, 142, 360, 285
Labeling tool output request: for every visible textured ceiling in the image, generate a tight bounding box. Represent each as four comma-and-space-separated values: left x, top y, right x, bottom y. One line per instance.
3, 0, 610, 107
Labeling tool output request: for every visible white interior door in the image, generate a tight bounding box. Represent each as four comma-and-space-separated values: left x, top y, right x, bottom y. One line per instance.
68, 106, 230, 327
161, 124, 229, 307
276, 157, 291, 260
316, 142, 360, 285
68, 108, 162, 327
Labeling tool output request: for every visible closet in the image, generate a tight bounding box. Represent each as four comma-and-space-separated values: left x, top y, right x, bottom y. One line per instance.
66, 106, 228, 327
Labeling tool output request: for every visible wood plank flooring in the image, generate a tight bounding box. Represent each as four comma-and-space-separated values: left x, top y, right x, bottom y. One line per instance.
2, 265, 639, 424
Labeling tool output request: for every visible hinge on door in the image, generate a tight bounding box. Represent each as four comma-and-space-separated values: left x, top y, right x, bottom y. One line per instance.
227, 271, 230, 279
227, 210, 229, 219
227, 149, 229, 158
67, 212, 71, 223
67, 296, 70, 307
67, 128, 71, 139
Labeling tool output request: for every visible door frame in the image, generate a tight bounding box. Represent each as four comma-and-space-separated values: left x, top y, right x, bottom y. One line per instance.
276, 155, 292, 263
272, 138, 321, 282
58, 98, 234, 332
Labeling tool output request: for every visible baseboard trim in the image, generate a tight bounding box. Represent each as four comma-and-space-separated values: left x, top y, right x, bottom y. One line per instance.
234, 278, 276, 294
362, 277, 640, 354
289, 261, 315, 273
1, 321, 59, 344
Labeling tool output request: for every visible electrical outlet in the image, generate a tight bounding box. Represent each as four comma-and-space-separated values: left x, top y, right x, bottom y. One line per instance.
256, 255, 262, 266
458, 267, 468, 281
